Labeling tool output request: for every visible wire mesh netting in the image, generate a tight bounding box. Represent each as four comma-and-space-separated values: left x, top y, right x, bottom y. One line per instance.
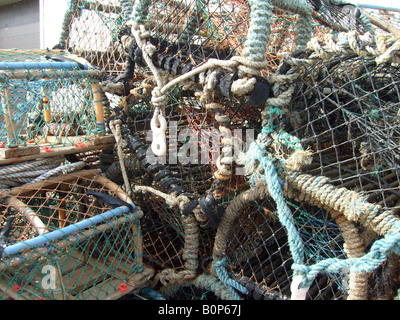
1, 0, 400, 301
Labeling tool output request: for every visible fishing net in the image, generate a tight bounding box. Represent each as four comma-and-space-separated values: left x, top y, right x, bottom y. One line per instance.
0, 169, 147, 300
1, 0, 400, 301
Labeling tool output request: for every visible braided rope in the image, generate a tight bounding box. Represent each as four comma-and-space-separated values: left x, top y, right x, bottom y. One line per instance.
242, 0, 274, 63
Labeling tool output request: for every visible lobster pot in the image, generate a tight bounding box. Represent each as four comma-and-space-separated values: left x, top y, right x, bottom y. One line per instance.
219, 195, 349, 300
59, 0, 131, 77
0, 50, 105, 153
216, 181, 400, 300
0, 170, 147, 300
139, 194, 217, 272
286, 50, 400, 214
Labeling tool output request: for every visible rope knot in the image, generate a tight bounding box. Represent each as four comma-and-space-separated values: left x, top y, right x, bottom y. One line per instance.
230, 55, 268, 76
151, 87, 168, 110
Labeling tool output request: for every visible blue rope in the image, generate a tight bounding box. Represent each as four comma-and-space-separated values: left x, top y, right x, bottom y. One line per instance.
213, 257, 248, 300
294, 220, 400, 287
244, 134, 400, 289
247, 142, 307, 270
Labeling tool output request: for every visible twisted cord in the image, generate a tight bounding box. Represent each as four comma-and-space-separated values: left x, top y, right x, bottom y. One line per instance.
247, 143, 307, 268
294, 13, 313, 48
0, 157, 65, 188
307, 30, 400, 65
293, 220, 400, 287
283, 172, 400, 288
329, 210, 368, 300
213, 257, 248, 300
130, 0, 151, 23
28, 161, 86, 184
285, 172, 400, 236
213, 185, 269, 259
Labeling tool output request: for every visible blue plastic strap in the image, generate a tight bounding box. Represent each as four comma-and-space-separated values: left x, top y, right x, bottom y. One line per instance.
3, 205, 135, 257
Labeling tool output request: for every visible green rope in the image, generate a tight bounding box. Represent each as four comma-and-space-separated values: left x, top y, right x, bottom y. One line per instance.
243, 130, 400, 290
55, 0, 80, 49
243, 0, 274, 62
130, 0, 152, 23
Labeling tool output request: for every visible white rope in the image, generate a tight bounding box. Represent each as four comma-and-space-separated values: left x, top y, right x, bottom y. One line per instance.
109, 119, 133, 196
131, 22, 169, 156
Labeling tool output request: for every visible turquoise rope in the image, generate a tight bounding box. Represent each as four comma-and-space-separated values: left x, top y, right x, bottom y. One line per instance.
244, 132, 400, 289
329, 0, 375, 35
213, 257, 248, 300
293, 220, 400, 287
247, 142, 307, 271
